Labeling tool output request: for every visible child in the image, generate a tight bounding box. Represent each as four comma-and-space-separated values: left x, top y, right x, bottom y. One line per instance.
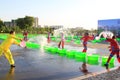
58, 32, 65, 49
47, 32, 51, 43
81, 32, 94, 52
0, 31, 22, 67
23, 30, 28, 41
104, 35, 120, 69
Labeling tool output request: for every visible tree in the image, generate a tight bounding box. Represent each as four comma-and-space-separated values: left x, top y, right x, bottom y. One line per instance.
0, 20, 4, 29
0, 26, 6, 33
16, 16, 34, 29
24, 16, 34, 28
0, 20, 5, 32
16, 18, 25, 29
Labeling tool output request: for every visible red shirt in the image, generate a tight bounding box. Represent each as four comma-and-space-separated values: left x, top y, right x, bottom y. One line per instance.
81, 35, 94, 43
106, 38, 119, 49
23, 32, 28, 36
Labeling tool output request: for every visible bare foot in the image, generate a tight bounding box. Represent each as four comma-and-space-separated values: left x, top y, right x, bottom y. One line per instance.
106, 68, 110, 72
117, 66, 120, 70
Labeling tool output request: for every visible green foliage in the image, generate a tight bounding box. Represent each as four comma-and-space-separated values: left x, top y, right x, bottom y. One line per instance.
24, 16, 34, 28
0, 26, 6, 32
1, 16, 98, 35
0, 20, 4, 29
16, 18, 24, 29
16, 16, 34, 29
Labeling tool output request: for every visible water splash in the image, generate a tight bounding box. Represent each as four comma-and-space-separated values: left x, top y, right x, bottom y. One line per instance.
54, 28, 73, 37
95, 31, 114, 40
28, 35, 48, 55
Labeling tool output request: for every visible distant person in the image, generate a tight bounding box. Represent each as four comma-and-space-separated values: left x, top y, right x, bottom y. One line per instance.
0, 31, 22, 67
23, 30, 28, 41
47, 32, 51, 43
58, 32, 65, 49
104, 35, 120, 69
81, 32, 94, 52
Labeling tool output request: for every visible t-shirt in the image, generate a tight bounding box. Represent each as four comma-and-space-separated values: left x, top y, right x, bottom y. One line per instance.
106, 38, 119, 49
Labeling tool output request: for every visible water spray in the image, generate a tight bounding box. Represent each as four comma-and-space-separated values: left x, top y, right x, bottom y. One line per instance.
95, 31, 114, 40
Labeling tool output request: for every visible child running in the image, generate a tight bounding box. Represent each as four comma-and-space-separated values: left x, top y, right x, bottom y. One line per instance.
0, 31, 22, 67
104, 35, 120, 69
58, 32, 65, 49
81, 32, 94, 52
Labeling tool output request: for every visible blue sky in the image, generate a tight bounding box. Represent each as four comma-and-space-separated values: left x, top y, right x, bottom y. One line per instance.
1, 0, 120, 30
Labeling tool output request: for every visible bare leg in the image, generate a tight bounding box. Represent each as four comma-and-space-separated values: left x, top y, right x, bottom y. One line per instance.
58, 41, 61, 48
61, 41, 64, 49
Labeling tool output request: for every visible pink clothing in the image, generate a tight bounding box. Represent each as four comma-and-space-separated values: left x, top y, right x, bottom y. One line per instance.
58, 33, 65, 49
48, 32, 50, 38
47, 32, 51, 43
61, 33, 65, 41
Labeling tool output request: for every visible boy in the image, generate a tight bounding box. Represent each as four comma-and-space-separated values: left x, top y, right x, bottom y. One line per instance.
104, 35, 120, 69
81, 32, 94, 52
0, 31, 22, 67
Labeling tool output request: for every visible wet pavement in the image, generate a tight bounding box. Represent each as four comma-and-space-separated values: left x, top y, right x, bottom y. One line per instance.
0, 42, 119, 80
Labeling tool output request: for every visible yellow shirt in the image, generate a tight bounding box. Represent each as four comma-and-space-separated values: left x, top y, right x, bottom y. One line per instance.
0, 34, 19, 50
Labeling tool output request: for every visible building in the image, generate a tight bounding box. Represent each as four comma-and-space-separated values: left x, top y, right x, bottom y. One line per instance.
4, 21, 11, 27
4, 19, 16, 27
11, 20, 16, 27
33, 17, 39, 27
98, 19, 120, 37
44, 25, 63, 30
49, 25, 63, 30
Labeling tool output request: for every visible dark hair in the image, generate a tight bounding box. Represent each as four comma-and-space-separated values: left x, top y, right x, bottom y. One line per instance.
112, 35, 116, 39
10, 31, 15, 34
85, 32, 89, 36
